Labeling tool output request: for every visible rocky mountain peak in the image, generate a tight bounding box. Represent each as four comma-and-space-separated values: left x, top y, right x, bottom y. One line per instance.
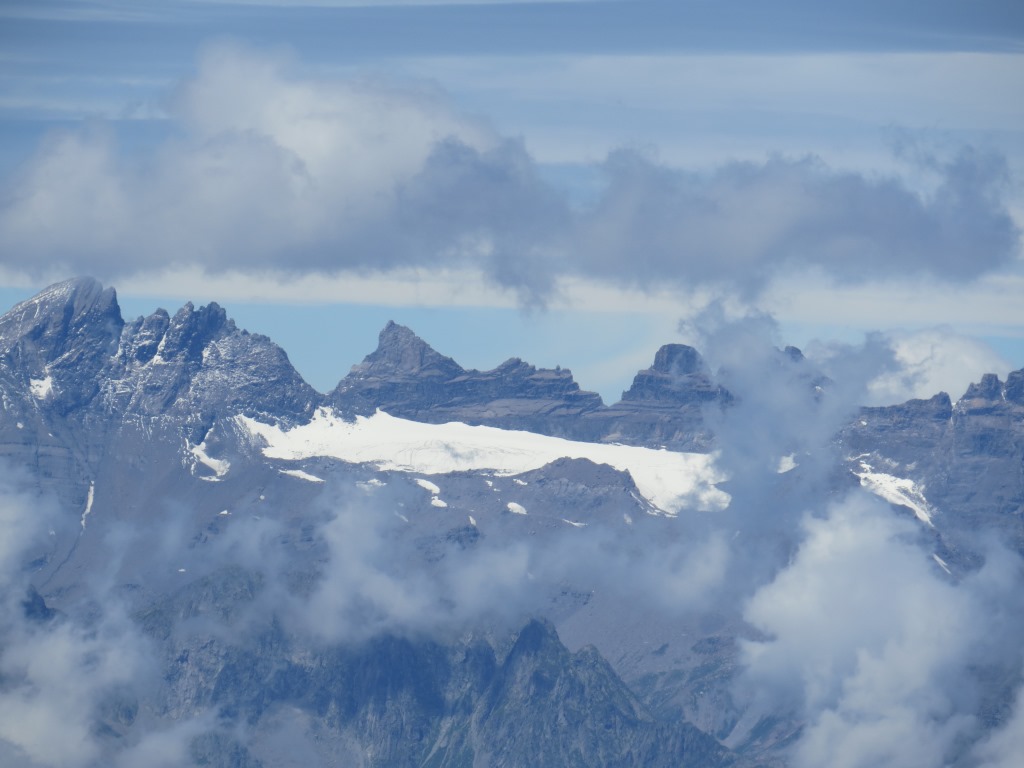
505, 618, 565, 662
782, 345, 805, 363
0, 276, 122, 364
963, 372, 1004, 402
352, 320, 464, 379
621, 344, 723, 406
21, 276, 111, 314
127, 309, 171, 364
330, 322, 603, 432
651, 344, 705, 376
0, 279, 317, 429
0, 278, 124, 415
494, 356, 529, 373
955, 368, 1024, 417
1006, 370, 1024, 404
159, 300, 233, 362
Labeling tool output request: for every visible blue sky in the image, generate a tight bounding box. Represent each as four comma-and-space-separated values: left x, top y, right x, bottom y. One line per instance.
1, 0, 1023, 402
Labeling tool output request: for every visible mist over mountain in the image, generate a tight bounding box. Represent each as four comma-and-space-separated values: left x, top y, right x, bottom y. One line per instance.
1, 278, 1023, 767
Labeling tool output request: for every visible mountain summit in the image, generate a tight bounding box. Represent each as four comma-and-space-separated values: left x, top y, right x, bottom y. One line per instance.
352, 320, 465, 379
330, 320, 605, 432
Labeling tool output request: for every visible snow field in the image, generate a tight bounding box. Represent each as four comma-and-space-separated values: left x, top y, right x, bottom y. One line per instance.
238, 408, 730, 515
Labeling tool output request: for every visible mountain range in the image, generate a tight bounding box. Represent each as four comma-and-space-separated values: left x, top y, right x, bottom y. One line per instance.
1, 277, 1022, 768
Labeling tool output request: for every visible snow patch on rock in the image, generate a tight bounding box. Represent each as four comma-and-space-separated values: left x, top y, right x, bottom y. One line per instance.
415, 478, 441, 495
853, 457, 935, 526
189, 440, 230, 481
80, 482, 95, 530
29, 376, 53, 400
280, 468, 324, 483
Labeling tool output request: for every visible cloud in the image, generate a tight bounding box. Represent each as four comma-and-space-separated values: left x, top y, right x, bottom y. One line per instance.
665, 307, 909, 604
0, 44, 506, 275
0, 479, 273, 768
0, 609, 152, 767
0, 470, 53, 591
112, 719, 211, 768
285, 485, 730, 643
0, 45, 1018, 306
0, 469, 160, 768
736, 494, 1024, 767
859, 327, 1013, 404
973, 682, 1024, 767
575, 147, 1019, 295
681, 305, 905, 486
141, 314, 1024, 762
130, 463, 735, 651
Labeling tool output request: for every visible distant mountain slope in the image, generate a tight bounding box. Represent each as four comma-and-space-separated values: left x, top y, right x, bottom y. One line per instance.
138, 579, 745, 768
1, 278, 1022, 768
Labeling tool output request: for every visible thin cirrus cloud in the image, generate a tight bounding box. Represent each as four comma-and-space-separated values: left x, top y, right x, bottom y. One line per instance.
0, 44, 1019, 306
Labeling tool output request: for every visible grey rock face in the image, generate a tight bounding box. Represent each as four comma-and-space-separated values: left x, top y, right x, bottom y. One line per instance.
0, 276, 122, 415
0, 279, 318, 511
331, 322, 729, 450
842, 392, 954, 465
352, 319, 465, 380
1005, 369, 1024, 404
331, 320, 605, 434
0, 278, 317, 429
841, 373, 1024, 559
105, 299, 318, 430
585, 343, 728, 451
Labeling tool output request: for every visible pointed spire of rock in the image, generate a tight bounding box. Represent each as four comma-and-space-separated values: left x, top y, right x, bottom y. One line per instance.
350, 320, 464, 380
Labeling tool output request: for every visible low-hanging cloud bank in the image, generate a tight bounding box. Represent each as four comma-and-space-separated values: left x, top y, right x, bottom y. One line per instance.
0, 45, 1018, 304
738, 497, 1024, 768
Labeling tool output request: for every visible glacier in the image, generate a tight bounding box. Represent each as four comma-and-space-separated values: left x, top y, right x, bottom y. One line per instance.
237, 407, 731, 515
